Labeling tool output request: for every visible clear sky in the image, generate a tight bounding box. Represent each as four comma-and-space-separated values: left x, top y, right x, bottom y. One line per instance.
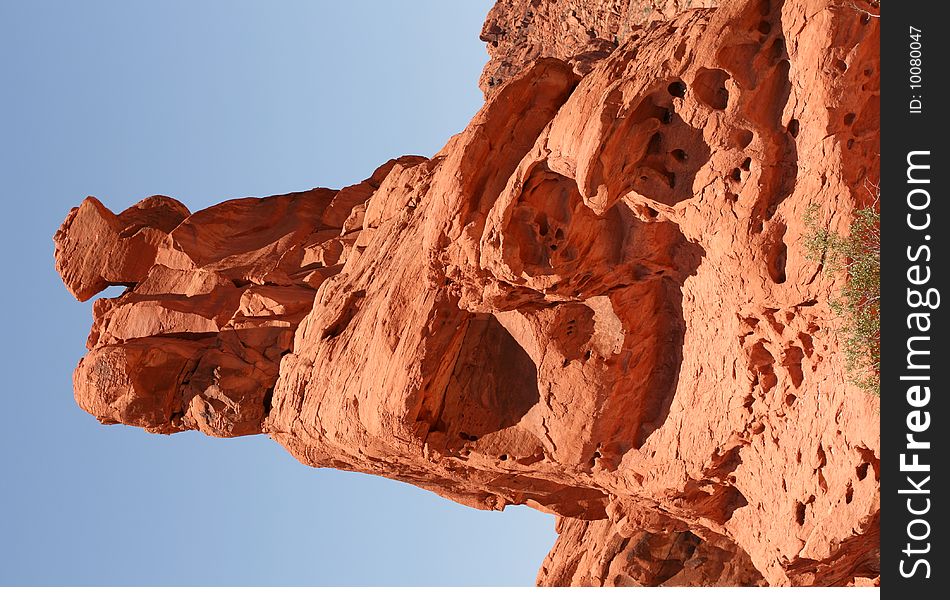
0, 0, 557, 585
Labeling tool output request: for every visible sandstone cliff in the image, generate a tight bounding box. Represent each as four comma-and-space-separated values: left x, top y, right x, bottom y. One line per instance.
54, 0, 879, 586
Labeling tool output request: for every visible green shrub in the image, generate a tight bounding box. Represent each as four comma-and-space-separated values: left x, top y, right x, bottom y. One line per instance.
803, 197, 880, 394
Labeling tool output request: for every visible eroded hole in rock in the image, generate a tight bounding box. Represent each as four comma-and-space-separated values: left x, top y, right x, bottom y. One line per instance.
262, 387, 274, 418
692, 67, 731, 110
856, 446, 881, 481
768, 37, 786, 62
768, 241, 787, 284
653, 533, 703, 584
667, 80, 687, 98
764, 222, 788, 284
432, 314, 540, 448
512, 162, 625, 282
635, 204, 660, 220
707, 444, 744, 479
594, 92, 710, 206
743, 54, 796, 227
733, 129, 754, 149
93, 284, 134, 300
782, 346, 805, 387
787, 119, 800, 138
856, 462, 869, 481
674, 39, 687, 61
816, 444, 827, 470
536, 212, 550, 236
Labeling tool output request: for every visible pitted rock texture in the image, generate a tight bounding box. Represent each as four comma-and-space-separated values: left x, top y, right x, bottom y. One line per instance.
479, 0, 717, 98
54, 0, 879, 587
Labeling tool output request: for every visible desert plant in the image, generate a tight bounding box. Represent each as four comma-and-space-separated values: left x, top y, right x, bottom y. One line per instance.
803, 187, 880, 394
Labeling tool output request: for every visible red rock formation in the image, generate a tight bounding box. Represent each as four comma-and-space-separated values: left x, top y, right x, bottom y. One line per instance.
479, 0, 717, 98
54, 0, 879, 586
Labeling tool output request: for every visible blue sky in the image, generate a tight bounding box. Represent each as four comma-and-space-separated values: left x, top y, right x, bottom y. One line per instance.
0, 0, 557, 585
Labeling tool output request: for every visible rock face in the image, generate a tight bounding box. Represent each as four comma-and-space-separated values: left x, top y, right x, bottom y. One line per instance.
54, 0, 879, 586
479, 0, 717, 98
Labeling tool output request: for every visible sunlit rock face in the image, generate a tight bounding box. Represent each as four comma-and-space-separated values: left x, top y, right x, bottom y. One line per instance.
55, 0, 879, 587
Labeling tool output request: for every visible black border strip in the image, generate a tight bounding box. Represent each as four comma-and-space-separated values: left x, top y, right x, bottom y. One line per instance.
882, 2, 947, 593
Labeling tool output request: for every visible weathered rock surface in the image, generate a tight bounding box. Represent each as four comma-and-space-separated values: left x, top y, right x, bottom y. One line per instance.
479, 0, 717, 98
54, 0, 879, 586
